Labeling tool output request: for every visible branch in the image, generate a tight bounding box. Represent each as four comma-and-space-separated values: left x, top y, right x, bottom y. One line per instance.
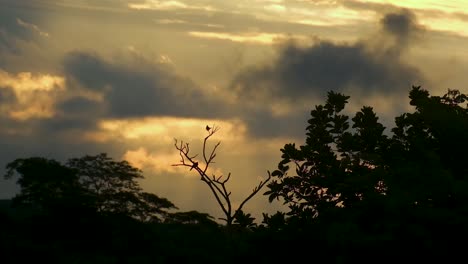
172, 127, 230, 217
172, 125, 271, 226
234, 171, 272, 217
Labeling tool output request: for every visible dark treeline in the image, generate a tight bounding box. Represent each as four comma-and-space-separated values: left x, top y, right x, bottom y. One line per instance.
1, 86, 467, 263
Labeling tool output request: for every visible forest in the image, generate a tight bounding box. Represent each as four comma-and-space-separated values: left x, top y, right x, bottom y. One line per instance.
1, 86, 467, 263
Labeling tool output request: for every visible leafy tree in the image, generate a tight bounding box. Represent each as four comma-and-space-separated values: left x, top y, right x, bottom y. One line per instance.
66, 153, 176, 221
5, 153, 177, 222
388, 87, 468, 207
166, 210, 218, 226
4, 157, 90, 212
265, 86, 468, 233
137, 192, 178, 222
233, 210, 256, 229
265, 91, 387, 222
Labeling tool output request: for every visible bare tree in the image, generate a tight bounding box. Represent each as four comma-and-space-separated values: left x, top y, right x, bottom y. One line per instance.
173, 125, 271, 226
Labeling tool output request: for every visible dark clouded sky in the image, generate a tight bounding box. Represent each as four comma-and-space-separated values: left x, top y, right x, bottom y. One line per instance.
1, 0, 468, 220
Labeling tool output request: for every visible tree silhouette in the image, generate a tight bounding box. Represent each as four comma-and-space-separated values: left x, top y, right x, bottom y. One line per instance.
265, 91, 387, 221
4, 157, 90, 212
5, 153, 177, 222
265, 86, 468, 236
166, 210, 218, 226
173, 126, 271, 226
67, 153, 143, 214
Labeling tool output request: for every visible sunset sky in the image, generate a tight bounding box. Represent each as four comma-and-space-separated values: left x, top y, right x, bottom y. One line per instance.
1, 0, 468, 221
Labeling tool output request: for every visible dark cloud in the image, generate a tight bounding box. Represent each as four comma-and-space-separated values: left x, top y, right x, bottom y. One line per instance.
233, 10, 424, 99
232, 41, 421, 99
382, 10, 417, 37
63, 51, 229, 119
379, 9, 425, 51
230, 10, 426, 138
0, 1, 45, 55
39, 116, 98, 132
42, 97, 105, 133
0, 30, 21, 55
58, 97, 104, 116
241, 108, 309, 139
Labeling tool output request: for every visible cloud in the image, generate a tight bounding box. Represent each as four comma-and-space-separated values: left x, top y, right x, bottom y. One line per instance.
155, 19, 224, 29
128, 0, 216, 11
0, 29, 20, 55
0, 86, 16, 104
0, 4, 46, 56
229, 10, 426, 138
344, 0, 468, 37
188, 31, 308, 45
379, 9, 424, 50
62, 50, 229, 119
233, 9, 425, 100
382, 10, 418, 37
123, 147, 180, 174
16, 18, 49, 38
0, 70, 65, 120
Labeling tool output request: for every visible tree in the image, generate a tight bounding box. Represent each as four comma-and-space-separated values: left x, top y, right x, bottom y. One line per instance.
67, 153, 142, 213
265, 86, 468, 231
4, 157, 90, 212
265, 91, 387, 222
173, 126, 271, 226
5, 153, 177, 222
166, 210, 218, 226
137, 192, 178, 222
387, 87, 468, 208
66, 153, 177, 221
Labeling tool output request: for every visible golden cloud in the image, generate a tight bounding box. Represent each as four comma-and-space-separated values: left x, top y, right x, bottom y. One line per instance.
128, 0, 216, 11
188, 31, 310, 45
0, 70, 65, 120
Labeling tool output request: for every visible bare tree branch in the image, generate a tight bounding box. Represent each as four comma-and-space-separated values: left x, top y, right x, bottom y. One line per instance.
172, 125, 271, 226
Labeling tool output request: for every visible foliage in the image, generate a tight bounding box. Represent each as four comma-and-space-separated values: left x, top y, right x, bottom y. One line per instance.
4, 157, 89, 212
66, 153, 177, 221
233, 210, 256, 229
166, 210, 218, 226
265, 86, 468, 230
4, 153, 177, 222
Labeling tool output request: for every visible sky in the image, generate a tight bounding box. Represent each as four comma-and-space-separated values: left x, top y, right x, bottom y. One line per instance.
1, 0, 468, 221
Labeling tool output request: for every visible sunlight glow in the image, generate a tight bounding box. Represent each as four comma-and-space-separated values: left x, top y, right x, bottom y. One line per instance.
291, 5, 374, 26
0, 70, 64, 120
188, 31, 309, 45
128, 0, 216, 11
123, 147, 181, 173
94, 117, 249, 175
97, 117, 247, 143
419, 17, 468, 37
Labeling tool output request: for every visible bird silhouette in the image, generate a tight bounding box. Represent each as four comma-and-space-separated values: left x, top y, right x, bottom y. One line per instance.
206, 125, 211, 131
190, 161, 198, 171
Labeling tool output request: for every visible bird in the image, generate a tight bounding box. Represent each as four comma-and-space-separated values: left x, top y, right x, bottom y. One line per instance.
190, 161, 198, 171
206, 125, 211, 131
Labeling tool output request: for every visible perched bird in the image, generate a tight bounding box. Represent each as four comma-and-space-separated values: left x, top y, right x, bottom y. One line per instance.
206, 125, 211, 131
190, 161, 198, 171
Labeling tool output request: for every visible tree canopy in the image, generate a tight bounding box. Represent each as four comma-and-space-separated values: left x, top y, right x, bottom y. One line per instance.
5, 153, 177, 222
265, 86, 468, 235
